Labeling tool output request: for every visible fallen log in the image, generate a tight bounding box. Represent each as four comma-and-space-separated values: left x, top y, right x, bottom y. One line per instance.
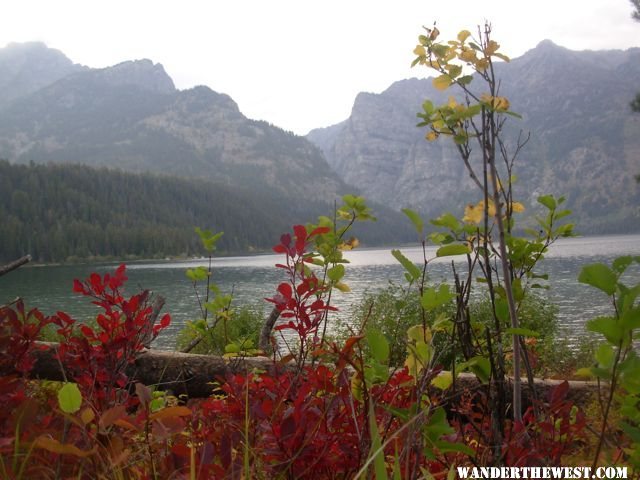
7, 342, 602, 406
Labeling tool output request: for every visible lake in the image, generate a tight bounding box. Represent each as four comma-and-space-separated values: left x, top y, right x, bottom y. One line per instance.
1, 234, 639, 349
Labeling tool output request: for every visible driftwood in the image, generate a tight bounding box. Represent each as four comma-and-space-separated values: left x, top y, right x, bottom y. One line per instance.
259, 306, 281, 351
4, 341, 602, 406
0, 255, 31, 278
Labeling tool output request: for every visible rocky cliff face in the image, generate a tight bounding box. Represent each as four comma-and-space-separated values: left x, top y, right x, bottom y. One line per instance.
308, 41, 640, 233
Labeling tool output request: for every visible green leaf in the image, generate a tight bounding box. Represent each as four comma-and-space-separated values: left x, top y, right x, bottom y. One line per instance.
186, 266, 208, 282
595, 343, 615, 368
327, 264, 345, 282
367, 329, 390, 363
424, 407, 454, 441
434, 439, 475, 456
436, 244, 470, 257
458, 356, 491, 383
195, 227, 223, 252
368, 403, 389, 480
421, 284, 455, 311
58, 383, 82, 414
612, 256, 633, 274
458, 75, 474, 86
575, 367, 594, 378
430, 212, 461, 231
504, 327, 540, 338
402, 208, 424, 235
586, 316, 623, 344
432, 372, 452, 390
391, 249, 421, 282
537, 195, 557, 210
578, 263, 617, 295
620, 422, 640, 443
422, 100, 434, 115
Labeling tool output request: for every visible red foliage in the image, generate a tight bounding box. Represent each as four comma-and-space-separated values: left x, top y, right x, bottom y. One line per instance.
0, 245, 590, 478
267, 225, 336, 354
53, 264, 171, 410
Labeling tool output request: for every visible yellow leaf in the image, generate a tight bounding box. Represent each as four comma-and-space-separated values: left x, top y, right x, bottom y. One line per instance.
80, 408, 95, 425
447, 96, 457, 108
493, 96, 510, 111
459, 48, 476, 63
480, 94, 492, 104
487, 200, 496, 217
432, 74, 451, 91
351, 374, 363, 401
476, 58, 489, 72
485, 40, 500, 56
413, 45, 426, 56
334, 282, 351, 293
463, 200, 496, 224
404, 352, 422, 378
428, 59, 441, 69
463, 203, 483, 224
511, 202, 525, 213
407, 325, 432, 343
432, 371, 453, 390
339, 237, 359, 251
457, 30, 471, 42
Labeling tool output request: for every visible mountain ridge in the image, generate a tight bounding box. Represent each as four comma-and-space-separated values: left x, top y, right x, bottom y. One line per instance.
307, 40, 640, 233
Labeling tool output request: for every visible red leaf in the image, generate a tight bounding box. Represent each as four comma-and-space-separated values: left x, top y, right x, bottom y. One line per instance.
277, 283, 293, 299
308, 226, 331, 237
72, 279, 85, 293
273, 245, 288, 254
549, 380, 569, 406
294, 225, 307, 255
80, 324, 94, 338
159, 314, 171, 328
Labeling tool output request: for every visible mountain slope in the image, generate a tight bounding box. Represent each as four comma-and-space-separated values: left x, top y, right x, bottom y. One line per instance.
307, 41, 640, 233
0, 43, 415, 257
0, 43, 345, 209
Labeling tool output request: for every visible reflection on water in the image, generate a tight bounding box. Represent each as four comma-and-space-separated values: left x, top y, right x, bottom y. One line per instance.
1, 234, 638, 349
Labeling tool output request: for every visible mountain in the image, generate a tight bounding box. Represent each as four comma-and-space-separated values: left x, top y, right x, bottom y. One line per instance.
0, 43, 414, 260
307, 41, 640, 233
0, 43, 343, 206
0, 42, 86, 107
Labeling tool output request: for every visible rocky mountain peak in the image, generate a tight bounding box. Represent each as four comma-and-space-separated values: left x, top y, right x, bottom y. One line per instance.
0, 41, 85, 105
88, 59, 176, 95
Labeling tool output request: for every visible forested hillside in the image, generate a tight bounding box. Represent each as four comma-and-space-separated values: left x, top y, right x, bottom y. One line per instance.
0, 161, 294, 262
0, 161, 412, 263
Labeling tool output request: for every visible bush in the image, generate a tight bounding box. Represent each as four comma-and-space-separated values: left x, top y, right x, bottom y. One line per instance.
340, 284, 589, 379
176, 305, 264, 355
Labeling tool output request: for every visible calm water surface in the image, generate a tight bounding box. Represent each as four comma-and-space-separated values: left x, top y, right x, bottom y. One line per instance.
1, 234, 638, 349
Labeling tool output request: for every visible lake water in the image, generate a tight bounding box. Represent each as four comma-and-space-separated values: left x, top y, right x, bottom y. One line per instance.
1, 234, 639, 349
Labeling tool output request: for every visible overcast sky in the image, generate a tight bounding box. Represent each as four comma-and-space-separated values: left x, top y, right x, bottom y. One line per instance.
1, 0, 638, 134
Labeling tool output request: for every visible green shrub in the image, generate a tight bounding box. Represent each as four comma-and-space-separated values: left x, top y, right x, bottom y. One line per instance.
176, 305, 264, 355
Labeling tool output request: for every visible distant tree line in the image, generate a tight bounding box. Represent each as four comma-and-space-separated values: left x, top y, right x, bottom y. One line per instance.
0, 160, 294, 263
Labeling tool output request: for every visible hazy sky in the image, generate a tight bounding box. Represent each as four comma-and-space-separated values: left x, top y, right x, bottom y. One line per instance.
2, 0, 638, 134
